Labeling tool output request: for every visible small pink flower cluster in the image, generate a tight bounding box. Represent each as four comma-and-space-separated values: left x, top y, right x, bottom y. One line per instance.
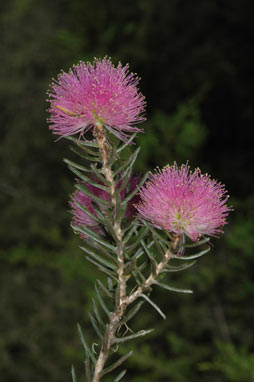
136, 163, 232, 241
48, 57, 146, 142
70, 177, 140, 238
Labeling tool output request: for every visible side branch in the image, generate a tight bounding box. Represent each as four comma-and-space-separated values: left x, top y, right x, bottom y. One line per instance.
125, 249, 173, 306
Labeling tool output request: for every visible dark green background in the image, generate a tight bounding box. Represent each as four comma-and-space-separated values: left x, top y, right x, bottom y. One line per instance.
0, 0, 253, 381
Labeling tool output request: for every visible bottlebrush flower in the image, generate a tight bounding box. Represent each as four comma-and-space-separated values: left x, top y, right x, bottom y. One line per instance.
136, 163, 232, 242
70, 176, 140, 239
47, 57, 146, 142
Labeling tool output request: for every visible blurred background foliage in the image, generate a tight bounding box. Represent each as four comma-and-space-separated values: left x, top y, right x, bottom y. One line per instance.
0, 0, 253, 381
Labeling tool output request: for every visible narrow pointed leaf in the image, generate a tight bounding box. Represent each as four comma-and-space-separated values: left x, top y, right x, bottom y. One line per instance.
73, 225, 116, 251
115, 328, 154, 343
153, 234, 166, 257
90, 164, 111, 186
74, 202, 100, 225
71, 365, 77, 382
107, 277, 114, 293
121, 301, 144, 325
114, 147, 140, 177
141, 294, 166, 319
114, 369, 127, 382
104, 215, 119, 242
70, 141, 99, 157
84, 239, 116, 260
65, 160, 108, 191
80, 244, 117, 264
124, 256, 137, 276
154, 280, 193, 294
101, 351, 133, 377
173, 246, 210, 260
88, 313, 103, 340
80, 246, 116, 269
95, 284, 111, 317
92, 298, 105, 328
145, 222, 170, 247
90, 201, 106, 222
116, 133, 137, 153
138, 235, 157, 265
126, 226, 149, 254
117, 167, 133, 194
123, 222, 140, 244
76, 183, 111, 207
122, 172, 149, 206
163, 261, 197, 272
65, 135, 98, 148
77, 323, 96, 363
183, 237, 210, 248
97, 279, 114, 299
86, 257, 118, 279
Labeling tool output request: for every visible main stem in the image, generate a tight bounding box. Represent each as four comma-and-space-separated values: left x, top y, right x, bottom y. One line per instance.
92, 123, 127, 382
92, 123, 175, 381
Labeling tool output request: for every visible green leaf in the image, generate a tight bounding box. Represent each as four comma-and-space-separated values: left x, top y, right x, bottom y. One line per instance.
116, 133, 137, 153
183, 237, 210, 248
64, 160, 109, 191
174, 246, 210, 260
114, 147, 140, 177
115, 328, 154, 343
65, 135, 98, 148
123, 222, 140, 244
115, 188, 124, 223
73, 202, 101, 226
95, 283, 111, 318
73, 225, 116, 252
163, 261, 197, 272
126, 226, 149, 255
117, 167, 133, 194
101, 351, 133, 376
107, 277, 114, 293
80, 246, 116, 270
141, 294, 166, 319
122, 172, 149, 206
103, 215, 119, 242
84, 239, 116, 260
121, 301, 144, 325
70, 150, 100, 162
114, 369, 127, 382
92, 298, 105, 328
88, 313, 103, 340
153, 234, 166, 257
124, 256, 138, 276
70, 141, 99, 157
71, 365, 77, 382
90, 164, 111, 186
86, 256, 118, 279
154, 280, 193, 294
97, 279, 114, 299
77, 323, 96, 363
76, 182, 110, 207
145, 222, 170, 247
80, 242, 116, 263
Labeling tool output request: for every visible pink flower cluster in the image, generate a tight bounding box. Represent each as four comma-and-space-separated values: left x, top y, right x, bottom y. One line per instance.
47, 57, 146, 142
70, 177, 140, 239
136, 163, 232, 242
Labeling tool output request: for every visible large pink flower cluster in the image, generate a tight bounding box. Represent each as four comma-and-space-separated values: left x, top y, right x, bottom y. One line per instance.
47, 57, 146, 142
136, 163, 232, 242
70, 177, 140, 239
